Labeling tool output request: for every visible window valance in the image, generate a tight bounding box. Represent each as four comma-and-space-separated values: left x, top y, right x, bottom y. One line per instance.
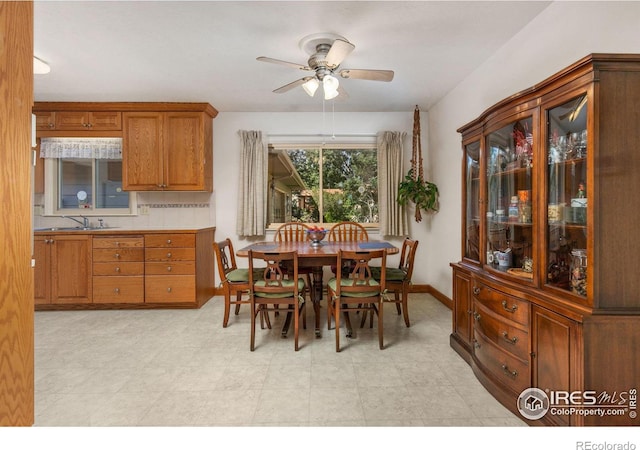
39, 138, 122, 160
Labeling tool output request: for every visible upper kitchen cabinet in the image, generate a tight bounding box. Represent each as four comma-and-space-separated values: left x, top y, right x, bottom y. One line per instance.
122, 105, 215, 192
33, 103, 122, 134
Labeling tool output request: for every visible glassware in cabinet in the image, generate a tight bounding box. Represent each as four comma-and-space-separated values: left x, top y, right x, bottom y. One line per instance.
545, 94, 588, 296
464, 140, 481, 262
485, 117, 534, 275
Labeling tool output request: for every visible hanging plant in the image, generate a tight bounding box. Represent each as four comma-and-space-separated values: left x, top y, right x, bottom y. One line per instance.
397, 106, 439, 222
398, 169, 439, 222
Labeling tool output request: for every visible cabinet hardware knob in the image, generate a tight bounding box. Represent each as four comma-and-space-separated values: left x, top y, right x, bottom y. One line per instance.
167, 239, 171, 244
167, 266, 172, 272
473, 339, 480, 349
501, 331, 518, 344
501, 300, 518, 313
167, 287, 172, 293
157, 184, 163, 188
114, 288, 120, 294
48, 123, 54, 128
115, 253, 120, 258
167, 252, 172, 258
115, 242, 120, 246
473, 312, 481, 321
115, 267, 120, 272
501, 364, 518, 378
472, 287, 481, 295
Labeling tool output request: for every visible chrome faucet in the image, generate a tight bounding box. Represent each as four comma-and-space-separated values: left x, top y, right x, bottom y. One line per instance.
62, 215, 89, 228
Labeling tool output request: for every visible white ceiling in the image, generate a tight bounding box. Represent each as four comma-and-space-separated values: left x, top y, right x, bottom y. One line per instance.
33, 1, 551, 113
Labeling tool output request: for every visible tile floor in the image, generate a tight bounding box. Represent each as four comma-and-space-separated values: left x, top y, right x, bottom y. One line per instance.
34, 293, 527, 427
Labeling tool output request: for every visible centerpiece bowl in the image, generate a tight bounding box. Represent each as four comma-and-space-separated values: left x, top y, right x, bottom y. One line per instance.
307, 228, 327, 248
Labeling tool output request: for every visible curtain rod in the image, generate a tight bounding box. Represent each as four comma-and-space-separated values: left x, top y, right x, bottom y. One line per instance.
267, 133, 377, 138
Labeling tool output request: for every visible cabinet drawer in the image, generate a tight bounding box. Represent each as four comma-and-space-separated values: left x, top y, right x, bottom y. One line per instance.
93, 248, 144, 262
93, 262, 144, 276
472, 282, 529, 326
473, 301, 529, 361
145, 233, 195, 248
93, 276, 144, 303
145, 275, 195, 303
474, 329, 529, 394
93, 236, 144, 249
145, 247, 195, 262
145, 261, 195, 275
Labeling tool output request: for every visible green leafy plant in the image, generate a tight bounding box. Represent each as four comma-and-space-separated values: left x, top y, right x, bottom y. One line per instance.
397, 169, 439, 222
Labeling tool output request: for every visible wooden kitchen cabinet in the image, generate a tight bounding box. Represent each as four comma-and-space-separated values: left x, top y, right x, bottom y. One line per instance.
34, 227, 215, 310
92, 236, 144, 304
452, 54, 640, 426
122, 107, 214, 191
35, 110, 121, 131
34, 234, 92, 305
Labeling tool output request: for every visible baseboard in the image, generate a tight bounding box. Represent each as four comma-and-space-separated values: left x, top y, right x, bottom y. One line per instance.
214, 284, 453, 310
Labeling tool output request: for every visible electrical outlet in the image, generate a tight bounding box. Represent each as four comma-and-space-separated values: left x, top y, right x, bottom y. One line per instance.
140, 205, 149, 215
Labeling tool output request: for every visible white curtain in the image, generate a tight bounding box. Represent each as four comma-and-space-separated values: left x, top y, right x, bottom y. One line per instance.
378, 131, 408, 237
236, 130, 267, 237
40, 138, 122, 159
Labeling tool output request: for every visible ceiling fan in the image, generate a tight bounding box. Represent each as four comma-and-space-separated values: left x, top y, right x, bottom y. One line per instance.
257, 33, 394, 100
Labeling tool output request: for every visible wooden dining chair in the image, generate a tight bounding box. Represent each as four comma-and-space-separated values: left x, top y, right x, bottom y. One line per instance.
327, 249, 387, 352
213, 238, 263, 328
274, 222, 313, 285
248, 249, 306, 351
369, 237, 419, 328
328, 221, 369, 242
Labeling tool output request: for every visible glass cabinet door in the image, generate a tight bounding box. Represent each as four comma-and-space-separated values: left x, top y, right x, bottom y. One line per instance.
464, 140, 480, 262
545, 94, 588, 296
485, 117, 534, 276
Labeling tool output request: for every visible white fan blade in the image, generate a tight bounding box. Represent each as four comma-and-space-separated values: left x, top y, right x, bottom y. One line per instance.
325, 39, 355, 68
273, 77, 312, 93
257, 56, 310, 71
339, 69, 394, 82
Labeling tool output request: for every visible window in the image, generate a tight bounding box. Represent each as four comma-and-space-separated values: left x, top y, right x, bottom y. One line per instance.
41, 138, 135, 215
268, 145, 378, 226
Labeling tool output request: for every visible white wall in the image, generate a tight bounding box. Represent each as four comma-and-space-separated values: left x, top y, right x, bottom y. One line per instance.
212, 111, 436, 284
426, 1, 640, 298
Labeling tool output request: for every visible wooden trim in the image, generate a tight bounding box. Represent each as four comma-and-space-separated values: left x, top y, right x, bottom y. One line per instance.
33, 101, 218, 118
0, 1, 34, 426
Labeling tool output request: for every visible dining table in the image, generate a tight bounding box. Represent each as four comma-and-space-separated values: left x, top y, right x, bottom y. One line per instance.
236, 240, 399, 338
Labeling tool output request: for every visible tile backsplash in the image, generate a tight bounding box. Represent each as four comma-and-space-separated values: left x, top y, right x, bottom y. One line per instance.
34, 191, 216, 230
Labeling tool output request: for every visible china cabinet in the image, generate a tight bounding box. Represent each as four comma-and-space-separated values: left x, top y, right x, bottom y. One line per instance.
451, 54, 640, 426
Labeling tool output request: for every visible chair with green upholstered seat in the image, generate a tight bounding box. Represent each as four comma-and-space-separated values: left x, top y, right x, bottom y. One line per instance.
370, 237, 418, 328
327, 249, 387, 352
213, 238, 265, 328
248, 249, 306, 351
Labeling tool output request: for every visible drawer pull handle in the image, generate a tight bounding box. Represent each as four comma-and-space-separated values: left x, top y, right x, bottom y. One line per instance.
115, 267, 120, 272
473, 339, 480, 349
167, 252, 172, 258
472, 287, 481, 295
167, 266, 172, 272
167, 287, 172, 293
501, 364, 518, 378
115, 241, 120, 247
115, 253, 120, 259
114, 288, 120, 294
501, 332, 518, 345
473, 312, 481, 321
167, 239, 172, 244
501, 300, 518, 313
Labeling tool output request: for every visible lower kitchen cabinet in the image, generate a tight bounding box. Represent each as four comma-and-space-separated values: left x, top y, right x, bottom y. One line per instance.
92, 236, 144, 304
34, 227, 215, 309
34, 234, 92, 305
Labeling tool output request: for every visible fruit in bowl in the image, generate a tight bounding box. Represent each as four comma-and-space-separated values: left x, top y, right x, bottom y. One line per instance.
307, 226, 327, 247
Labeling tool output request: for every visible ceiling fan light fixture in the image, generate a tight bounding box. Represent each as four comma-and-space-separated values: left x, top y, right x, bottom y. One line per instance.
302, 77, 319, 97
323, 74, 339, 100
